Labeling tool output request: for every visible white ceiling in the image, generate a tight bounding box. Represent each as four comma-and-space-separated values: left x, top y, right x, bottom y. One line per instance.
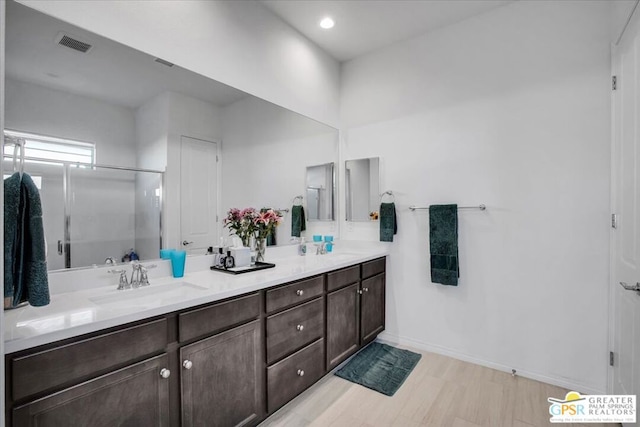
261, 0, 514, 62
6, 0, 247, 109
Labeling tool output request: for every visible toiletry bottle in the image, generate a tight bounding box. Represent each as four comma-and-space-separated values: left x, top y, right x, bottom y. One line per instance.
224, 250, 235, 269
298, 237, 307, 256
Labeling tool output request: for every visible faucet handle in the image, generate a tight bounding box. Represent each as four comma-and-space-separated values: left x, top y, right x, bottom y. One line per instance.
108, 269, 130, 290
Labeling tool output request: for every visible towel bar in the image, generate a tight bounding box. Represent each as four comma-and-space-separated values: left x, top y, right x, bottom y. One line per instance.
409, 204, 486, 211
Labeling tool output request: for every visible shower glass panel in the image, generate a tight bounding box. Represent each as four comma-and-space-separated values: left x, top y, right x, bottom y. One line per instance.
67, 167, 162, 268
2, 159, 66, 270
3, 154, 163, 270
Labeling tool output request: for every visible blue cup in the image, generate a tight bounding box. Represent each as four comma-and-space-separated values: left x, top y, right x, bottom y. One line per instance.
170, 250, 187, 278
326, 243, 334, 253
160, 248, 175, 259
312, 235, 322, 242
323, 235, 333, 242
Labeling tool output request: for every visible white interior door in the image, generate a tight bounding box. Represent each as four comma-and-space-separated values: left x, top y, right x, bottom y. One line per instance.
180, 136, 218, 254
611, 8, 640, 423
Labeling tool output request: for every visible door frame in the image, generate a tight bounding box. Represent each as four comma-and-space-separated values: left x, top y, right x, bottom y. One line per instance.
178, 134, 222, 252
608, 2, 640, 394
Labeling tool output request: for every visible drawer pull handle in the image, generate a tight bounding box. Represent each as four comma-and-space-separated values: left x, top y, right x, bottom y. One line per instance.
296, 324, 304, 331
363, 287, 369, 292
296, 289, 304, 296
183, 359, 193, 370
160, 368, 171, 379
297, 369, 305, 377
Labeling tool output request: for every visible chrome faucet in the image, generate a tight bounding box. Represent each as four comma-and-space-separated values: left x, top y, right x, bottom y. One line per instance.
130, 261, 156, 288
108, 269, 130, 290
315, 242, 327, 255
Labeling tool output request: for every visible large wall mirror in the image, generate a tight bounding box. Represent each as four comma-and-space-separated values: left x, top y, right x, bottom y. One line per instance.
4, 0, 338, 271
345, 157, 380, 221
305, 163, 335, 221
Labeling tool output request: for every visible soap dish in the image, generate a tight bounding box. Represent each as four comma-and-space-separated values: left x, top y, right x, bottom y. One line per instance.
210, 261, 276, 275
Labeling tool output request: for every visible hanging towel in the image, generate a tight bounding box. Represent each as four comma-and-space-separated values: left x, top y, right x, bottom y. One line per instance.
4, 172, 50, 308
4, 173, 21, 308
429, 204, 459, 286
291, 205, 306, 238
379, 203, 397, 242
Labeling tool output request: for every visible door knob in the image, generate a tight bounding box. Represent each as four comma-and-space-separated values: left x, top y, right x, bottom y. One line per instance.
296, 324, 304, 331
183, 359, 193, 370
619, 281, 640, 292
182, 240, 194, 246
159, 368, 171, 379
297, 369, 305, 377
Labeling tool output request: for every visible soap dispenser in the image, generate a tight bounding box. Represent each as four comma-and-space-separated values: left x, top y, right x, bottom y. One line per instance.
298, 237, 307, 256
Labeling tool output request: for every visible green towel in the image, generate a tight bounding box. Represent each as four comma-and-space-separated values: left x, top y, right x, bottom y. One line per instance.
429, 204, 459, 286
4, 172, 50, 308
379, 203, 397, 242
4, 173, 21, 308
22, 173, 50, 306
291, 205, 306, 237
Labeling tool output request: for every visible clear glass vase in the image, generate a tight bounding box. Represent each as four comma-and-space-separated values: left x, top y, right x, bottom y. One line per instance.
255, 238, 267, 263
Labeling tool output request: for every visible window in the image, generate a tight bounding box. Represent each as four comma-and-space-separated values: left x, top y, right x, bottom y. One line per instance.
3, 130, 95, 167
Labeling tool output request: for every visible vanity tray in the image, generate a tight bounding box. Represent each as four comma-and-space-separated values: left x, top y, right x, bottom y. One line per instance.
210, 261, 276, 275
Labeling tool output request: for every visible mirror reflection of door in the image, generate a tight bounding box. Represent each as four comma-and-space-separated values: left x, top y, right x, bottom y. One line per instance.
180, 136, 219, 254
305, 163, 335, 221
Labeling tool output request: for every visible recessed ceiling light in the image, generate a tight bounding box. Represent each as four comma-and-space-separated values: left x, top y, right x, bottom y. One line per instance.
320, 17, 335, 29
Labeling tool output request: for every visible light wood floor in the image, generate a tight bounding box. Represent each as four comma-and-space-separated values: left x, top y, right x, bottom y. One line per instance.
259, 346, 617, 427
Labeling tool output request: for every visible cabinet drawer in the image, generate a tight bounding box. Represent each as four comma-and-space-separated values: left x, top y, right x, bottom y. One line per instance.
11, 318, 168, 402
327, 265, 360, 292
266, 298, 324, 365
13, 354, 170, 427
267, 339, 325, 413
179, 293, 260, 342
266, 275, 324, 314
362, 257, 386, 279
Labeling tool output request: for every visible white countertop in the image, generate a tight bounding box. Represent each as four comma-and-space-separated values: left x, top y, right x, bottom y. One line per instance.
4, 243, 388, 354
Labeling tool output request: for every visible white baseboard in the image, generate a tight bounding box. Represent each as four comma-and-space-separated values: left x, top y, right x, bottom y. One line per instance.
377, 332, 605, 395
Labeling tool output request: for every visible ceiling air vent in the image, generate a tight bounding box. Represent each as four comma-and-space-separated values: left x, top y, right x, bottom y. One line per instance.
54, 32, 93, 53
154, 58, 174, 67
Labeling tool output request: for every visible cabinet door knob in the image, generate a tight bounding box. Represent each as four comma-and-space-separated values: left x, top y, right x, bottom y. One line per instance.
296, 324, 304, 331
363, 287, 369, 292
358, 289, 363, 295
296, 289, 304, 296
183, 359, 193, 370
160, 368, 171, 379
297, 369, 305, 377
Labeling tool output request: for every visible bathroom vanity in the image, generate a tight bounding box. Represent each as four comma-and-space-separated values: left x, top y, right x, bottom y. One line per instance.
3, 250, 387, 426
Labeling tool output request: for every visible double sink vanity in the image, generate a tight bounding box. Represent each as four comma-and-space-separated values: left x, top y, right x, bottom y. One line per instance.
4, 247, 388, 426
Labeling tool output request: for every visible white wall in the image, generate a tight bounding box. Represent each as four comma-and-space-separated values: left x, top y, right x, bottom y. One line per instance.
340, 0, 612, 393
222, 96, 338, 245
16, 0, 340, 128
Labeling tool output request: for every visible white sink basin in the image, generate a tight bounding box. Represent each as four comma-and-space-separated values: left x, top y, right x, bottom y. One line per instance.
89, 282, 208, 309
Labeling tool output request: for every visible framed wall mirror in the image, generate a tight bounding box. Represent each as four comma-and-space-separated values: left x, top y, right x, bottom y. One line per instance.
345, 157, 380, 221
305, 163, 335, 221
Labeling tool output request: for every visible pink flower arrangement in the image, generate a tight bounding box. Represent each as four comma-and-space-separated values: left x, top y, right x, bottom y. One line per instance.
255, 208, 283, 240
224, 207, 283, 245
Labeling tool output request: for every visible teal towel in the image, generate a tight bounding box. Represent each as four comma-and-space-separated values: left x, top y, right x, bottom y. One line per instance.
4, 172, 50, 308
22, 173, 50, 306
4, 173, 21, 308
291, 205, 306, 238
429, 204, 459, 286
380, 203, 397, 242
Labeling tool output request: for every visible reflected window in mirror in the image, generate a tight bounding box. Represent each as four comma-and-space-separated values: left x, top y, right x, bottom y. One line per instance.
305, 163, 335, 221
345, 157, 380, 222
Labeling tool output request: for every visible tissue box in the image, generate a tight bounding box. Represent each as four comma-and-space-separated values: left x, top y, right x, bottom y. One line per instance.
231, 247, 251, 268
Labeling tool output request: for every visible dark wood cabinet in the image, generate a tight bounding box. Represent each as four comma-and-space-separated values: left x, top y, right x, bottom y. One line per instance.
326, 282, 360, 369
13, 354, 170, 427
180, 320, 263, 427
6, 256, 386, 427
360, 273, 385, 345
326, 257, 386, 369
